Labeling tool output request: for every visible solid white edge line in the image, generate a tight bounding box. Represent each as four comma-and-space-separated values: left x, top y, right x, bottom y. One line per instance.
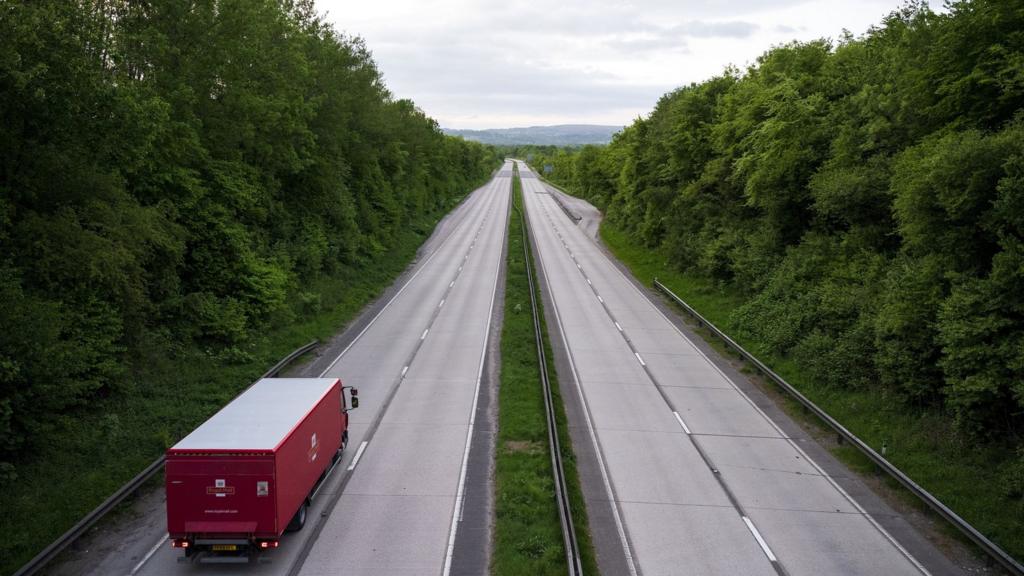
318, 179, 493, 378
518, 174, 638, 576
129, 536, 166, 575
346, 441, 368, 471
743, 516, 778, 562
673, 411, 691, 435
634, 352, 645, 367
442, 168, 509, 576
593, 200, 933, 576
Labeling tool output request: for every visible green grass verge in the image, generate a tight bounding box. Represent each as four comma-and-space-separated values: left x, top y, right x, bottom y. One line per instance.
0, 179, 494, 576
599, 221, 1024, 563
492, 170, 597, 575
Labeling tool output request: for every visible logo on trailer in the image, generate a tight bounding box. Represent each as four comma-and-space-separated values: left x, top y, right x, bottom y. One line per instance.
207, 478, 235, 497
308, 432, 319, 462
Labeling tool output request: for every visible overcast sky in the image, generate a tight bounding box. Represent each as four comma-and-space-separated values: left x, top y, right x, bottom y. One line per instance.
317, 0, 940, 130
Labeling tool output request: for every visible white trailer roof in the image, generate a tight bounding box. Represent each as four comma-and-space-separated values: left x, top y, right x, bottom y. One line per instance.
172, 378, 339, 451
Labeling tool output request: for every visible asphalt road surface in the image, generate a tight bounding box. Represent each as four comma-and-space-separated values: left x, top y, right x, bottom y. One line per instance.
69, 163, 511, 576
516, 160, 958, 576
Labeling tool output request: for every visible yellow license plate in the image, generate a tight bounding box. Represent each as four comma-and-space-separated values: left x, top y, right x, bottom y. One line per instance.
212, 544, 237, 551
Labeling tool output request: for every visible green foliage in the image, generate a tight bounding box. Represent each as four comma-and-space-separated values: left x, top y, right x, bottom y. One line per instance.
937, 235, 1024, 435
891, 128, 1009, 270
0, 0, 497, 481
873, 256, 946, 403
1001, 447, 1024, 505
546, 0, 1024, 442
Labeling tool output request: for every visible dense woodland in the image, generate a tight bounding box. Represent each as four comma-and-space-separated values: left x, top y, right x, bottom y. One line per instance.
0, 0, 496, 479
531, 0, 1023, 449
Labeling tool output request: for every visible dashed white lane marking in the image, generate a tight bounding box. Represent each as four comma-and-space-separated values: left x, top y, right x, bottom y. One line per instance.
401, 365, 409, 377
347, 441, 369, 471
673, 411, 692, 434
598, 295, 604, 303
743, 516, 778, 563
615, 321, 623, 332
318, 184, 489, 377
449, 281, 455, 288
420, 328, 429, 340
439, 299, 445, 308
587, 278, 592, 285
129, 536, 166, 575
635, 352, 646, 366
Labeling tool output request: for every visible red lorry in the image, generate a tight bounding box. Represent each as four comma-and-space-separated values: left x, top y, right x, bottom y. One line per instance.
166, 377, 357, 561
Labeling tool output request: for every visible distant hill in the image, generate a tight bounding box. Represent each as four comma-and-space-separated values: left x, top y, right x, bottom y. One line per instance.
443, 124, 622, 146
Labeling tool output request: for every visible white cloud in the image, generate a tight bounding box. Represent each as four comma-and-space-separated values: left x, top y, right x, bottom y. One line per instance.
317, 0, 944, 129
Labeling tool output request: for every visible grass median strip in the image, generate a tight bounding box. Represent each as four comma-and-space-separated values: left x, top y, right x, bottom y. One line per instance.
493, 167, 597, 575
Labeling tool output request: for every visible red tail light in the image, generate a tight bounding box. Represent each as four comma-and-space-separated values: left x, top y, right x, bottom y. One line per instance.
171, 539, 190, 548
259, 540, 279, 549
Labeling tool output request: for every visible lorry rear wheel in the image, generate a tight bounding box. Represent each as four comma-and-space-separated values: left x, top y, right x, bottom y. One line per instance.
286, 502, 307, 532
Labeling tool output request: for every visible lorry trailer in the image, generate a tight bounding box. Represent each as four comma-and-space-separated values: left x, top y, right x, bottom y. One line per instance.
165, 377, 357, 561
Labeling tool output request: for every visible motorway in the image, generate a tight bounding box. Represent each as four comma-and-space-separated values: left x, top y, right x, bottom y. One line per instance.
52, 158, 967, 576
517, 161, 950, 576
68, 163, 512, 576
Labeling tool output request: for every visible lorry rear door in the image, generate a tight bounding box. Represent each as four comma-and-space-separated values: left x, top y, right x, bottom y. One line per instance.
166, 454, 278, 539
